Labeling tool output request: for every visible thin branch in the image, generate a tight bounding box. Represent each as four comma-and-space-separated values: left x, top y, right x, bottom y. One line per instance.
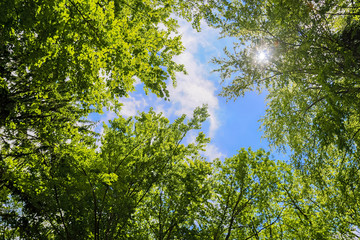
53, 184, 71, 239
244, 206, 285, 240
282, 185, 312, 225
68, 0, 104, 45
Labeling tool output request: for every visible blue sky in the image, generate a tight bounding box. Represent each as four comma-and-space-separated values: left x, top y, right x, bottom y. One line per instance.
95, 19, 289, 161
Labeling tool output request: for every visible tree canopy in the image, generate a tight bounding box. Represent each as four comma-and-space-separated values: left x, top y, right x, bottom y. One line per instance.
0, 0, 216, 238
2, 0, 360, 239
212, 0, 360, 237
0, 0, 216, 162
213, 0, 360, 164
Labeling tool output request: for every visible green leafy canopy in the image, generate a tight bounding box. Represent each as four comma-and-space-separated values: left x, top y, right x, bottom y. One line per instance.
3, 0, 360, 239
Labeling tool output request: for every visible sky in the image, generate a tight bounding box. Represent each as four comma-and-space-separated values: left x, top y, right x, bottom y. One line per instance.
94, 18, 289, 162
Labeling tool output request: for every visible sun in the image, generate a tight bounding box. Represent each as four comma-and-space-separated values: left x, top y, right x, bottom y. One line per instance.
256, 49, 268, 62
258, 51, 266, 61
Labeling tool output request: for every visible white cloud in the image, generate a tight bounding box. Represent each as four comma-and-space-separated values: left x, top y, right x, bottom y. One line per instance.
177, 19, 223, 55
165, 19, 221, 137
93, 18, 227, 157
97, 19, 223, 138
204, 143, 226, 161
119, 95, 149, 118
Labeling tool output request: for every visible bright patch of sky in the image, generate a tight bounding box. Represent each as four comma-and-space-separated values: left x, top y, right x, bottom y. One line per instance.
91, 18, 289, 162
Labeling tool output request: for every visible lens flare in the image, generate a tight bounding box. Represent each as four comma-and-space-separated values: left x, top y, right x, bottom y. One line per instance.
258, 51, 266, 61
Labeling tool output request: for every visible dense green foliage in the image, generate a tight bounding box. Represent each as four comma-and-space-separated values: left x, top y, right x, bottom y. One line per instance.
212, 0, 360, 238
0, 0, 214, 163
0, 0, 216, 238
214, 0, 360, 164
2, 0, 360, 239
1, 106, 212, 239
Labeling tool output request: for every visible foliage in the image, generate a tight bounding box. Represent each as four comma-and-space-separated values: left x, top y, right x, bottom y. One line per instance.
200, 148, 356, 239
0, 107, 211, 239
0, 0, 217, 238
0, 0, 219, 168
211, 0, 360, 238
213, 0, 360, 165
204, 149, 285, 239
2, 0, 360, 239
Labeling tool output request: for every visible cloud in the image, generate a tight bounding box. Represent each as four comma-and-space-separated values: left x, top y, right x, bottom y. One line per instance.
165, 19, 221, 137
203, 143, 226, 161
97, 19, 223, 137
119, 95, 149, 118
93, 18, 226, 158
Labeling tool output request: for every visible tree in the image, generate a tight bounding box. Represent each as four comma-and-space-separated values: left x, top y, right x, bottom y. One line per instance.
202, 149, 286, 239
213, 0, 360, 165
0, 0, 218, 238
0, 0, 219, 169
211, 0, 360, 237
5, 0, 360, 239
128, 151, 212, 239
198, 149, 358, 239
0, 107, 211, 239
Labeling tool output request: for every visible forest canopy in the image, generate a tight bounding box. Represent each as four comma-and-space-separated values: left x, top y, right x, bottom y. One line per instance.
1, 0, 360, 239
